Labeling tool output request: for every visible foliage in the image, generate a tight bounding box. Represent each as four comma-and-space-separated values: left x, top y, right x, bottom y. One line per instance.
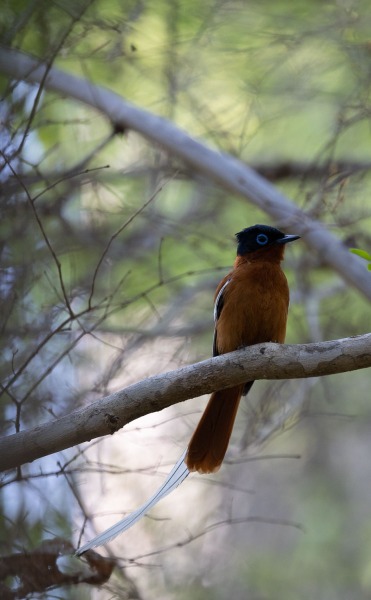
350, 248, 371, 270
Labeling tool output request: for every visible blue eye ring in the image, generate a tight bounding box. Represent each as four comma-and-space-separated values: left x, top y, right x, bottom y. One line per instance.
256, 233, 268, 245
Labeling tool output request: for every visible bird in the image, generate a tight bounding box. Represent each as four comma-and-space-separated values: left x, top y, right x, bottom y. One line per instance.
76, 224, 299, 555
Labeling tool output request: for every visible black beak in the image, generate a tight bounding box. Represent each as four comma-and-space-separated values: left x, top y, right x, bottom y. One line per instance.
276, 234, 300, 245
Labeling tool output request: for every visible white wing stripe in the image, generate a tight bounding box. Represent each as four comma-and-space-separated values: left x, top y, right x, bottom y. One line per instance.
213, 279, 230, 322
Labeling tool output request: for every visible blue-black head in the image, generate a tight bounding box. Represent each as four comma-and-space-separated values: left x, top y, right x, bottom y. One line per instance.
235, 224, 300, 256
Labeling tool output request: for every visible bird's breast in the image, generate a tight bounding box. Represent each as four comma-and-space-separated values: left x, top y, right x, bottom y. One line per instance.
215, 262, 289, 354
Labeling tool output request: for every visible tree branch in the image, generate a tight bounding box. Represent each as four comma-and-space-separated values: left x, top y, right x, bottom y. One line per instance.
1, 47, 371, 300
0, 334, 370, 473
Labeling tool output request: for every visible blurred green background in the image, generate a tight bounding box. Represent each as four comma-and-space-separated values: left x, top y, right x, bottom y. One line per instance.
1, 0, 371, 598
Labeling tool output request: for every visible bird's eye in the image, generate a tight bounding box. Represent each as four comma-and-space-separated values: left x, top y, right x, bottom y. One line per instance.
256, 233, 268, 245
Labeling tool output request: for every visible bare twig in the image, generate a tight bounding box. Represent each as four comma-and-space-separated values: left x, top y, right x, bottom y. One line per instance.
12, 1, 94, 158
126, 514, 303, 563
88, 178, 172, 309
1, 152, 74, 318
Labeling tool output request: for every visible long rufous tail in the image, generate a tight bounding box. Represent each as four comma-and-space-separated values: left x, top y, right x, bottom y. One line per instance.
186, 384, 248, 474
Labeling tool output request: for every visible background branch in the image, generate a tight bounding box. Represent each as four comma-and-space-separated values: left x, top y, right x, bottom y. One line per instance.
1, 46, 371, 300
1, 334, 370, 473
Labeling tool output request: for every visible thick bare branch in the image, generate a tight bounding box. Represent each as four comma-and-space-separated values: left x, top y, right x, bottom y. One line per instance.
1, 47, 371, 300
0, 334, 370, 473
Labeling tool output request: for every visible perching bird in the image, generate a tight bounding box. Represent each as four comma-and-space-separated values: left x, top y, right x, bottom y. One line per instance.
76, 224, 299, 555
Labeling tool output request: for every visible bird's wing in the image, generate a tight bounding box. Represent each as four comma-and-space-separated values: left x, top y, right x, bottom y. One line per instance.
212, 278, 230, 357
76, 450, 189, 555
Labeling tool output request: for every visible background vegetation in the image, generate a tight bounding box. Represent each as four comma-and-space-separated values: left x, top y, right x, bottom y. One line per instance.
1, 0, 371, 598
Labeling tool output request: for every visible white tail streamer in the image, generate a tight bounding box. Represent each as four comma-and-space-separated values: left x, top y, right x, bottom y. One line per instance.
76, 450, 189, 555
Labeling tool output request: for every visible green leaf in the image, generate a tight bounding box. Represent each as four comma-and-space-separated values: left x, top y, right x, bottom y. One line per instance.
350, 248, 371, 261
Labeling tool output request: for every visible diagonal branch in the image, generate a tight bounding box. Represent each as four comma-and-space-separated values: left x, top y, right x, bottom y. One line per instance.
0, 334, 370, 473
1, 47, 371, 300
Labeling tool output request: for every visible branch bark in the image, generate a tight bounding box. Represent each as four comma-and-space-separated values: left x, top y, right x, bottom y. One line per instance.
0, 334, 370, 473
1, 47, 371, 300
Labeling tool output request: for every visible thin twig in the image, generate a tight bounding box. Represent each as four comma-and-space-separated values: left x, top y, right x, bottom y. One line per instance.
1, 152, 74, 317
88, 177, 174, 309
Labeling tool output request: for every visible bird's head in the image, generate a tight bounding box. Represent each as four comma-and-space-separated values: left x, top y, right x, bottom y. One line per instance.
235, 224, 300, 256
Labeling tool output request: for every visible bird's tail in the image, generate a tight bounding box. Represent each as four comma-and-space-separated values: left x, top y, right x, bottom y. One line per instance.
76, 449, 189, 555
186, 382, 253, 474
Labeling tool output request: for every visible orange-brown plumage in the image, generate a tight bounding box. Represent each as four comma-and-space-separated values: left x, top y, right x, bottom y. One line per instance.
186, 226, 299, 474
